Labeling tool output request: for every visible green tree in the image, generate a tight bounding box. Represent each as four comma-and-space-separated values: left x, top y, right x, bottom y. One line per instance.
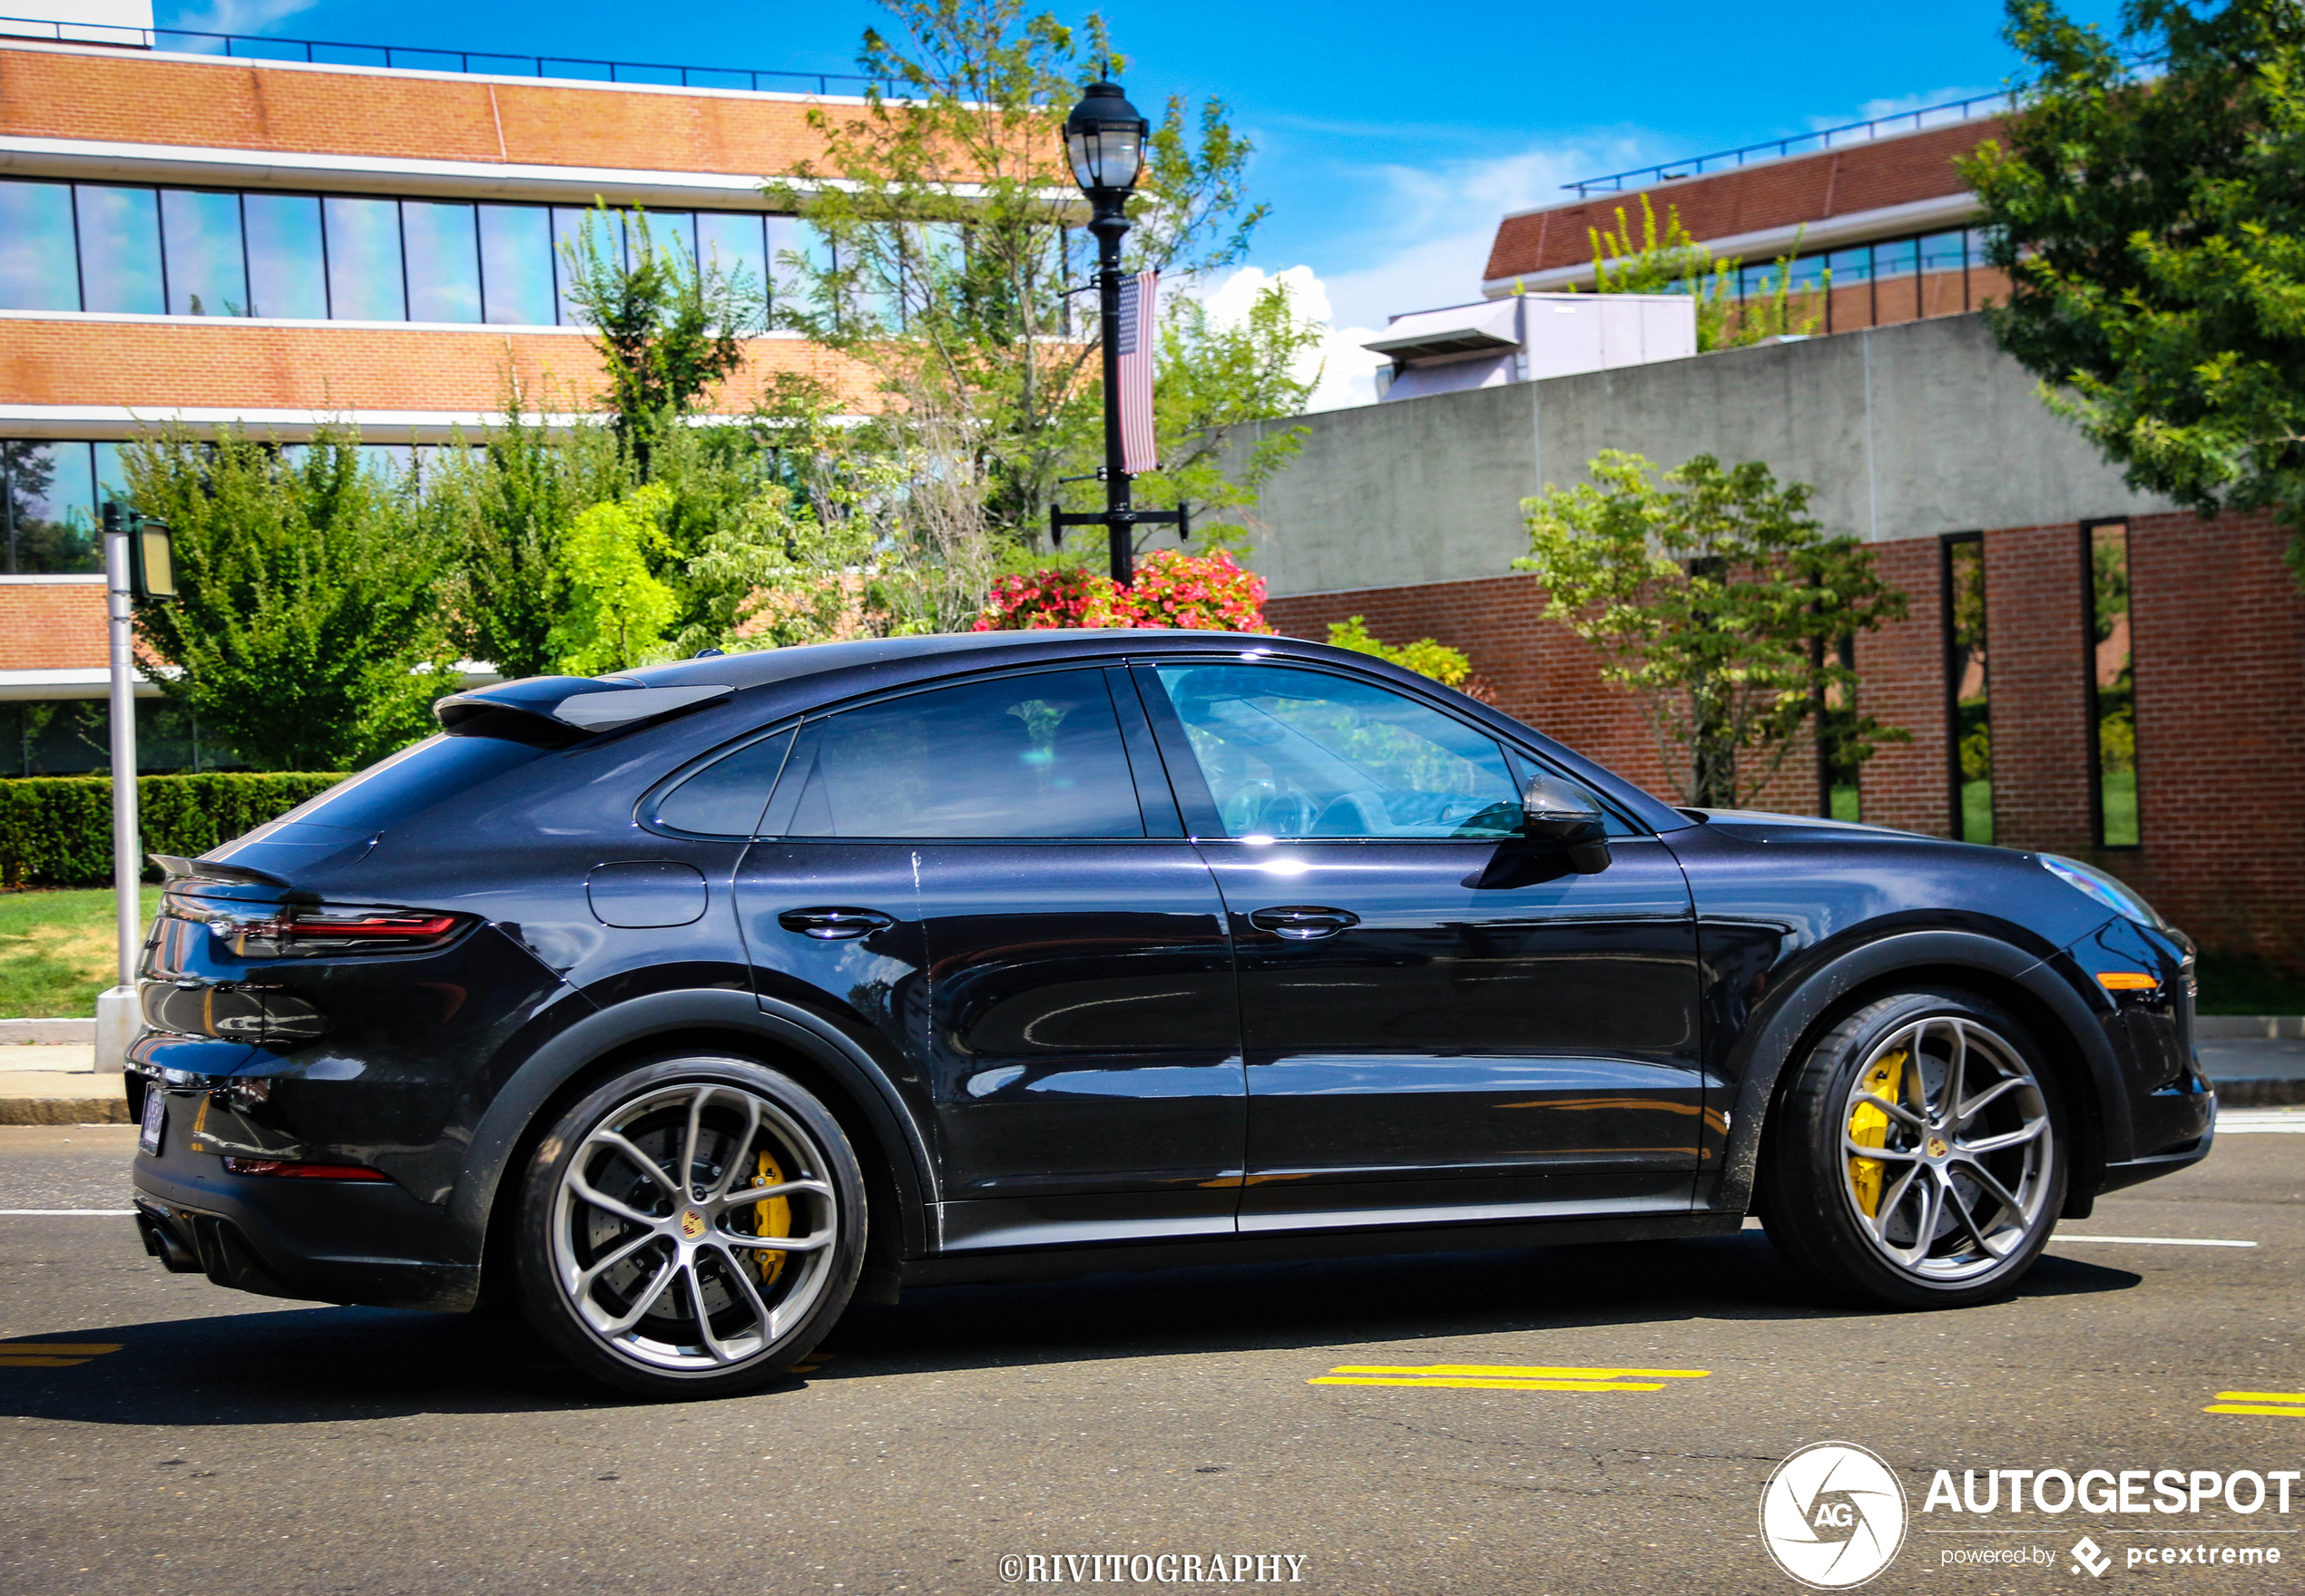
769, 0, 1276, 555
1325, 615, 1473, 689
1574, 195, 1815, 352
1516, 451, 1909, 808
1132, 279, 1322, 550
1959, 0, 2305, 583
124, 426, 455, 770
430, 396, 623, 681
548, 485, 683, 674
560, 205, 765, 477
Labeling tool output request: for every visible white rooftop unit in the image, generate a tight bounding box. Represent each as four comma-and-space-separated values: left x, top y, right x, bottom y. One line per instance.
1367, 292, 1696, 402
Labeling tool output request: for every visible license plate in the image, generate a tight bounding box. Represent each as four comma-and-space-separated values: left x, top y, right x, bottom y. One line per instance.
139, 1087, 165, 1157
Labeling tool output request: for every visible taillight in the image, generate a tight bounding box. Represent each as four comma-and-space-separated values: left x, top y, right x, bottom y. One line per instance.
222, 1158, 390, 1181
228, 906, 466, 957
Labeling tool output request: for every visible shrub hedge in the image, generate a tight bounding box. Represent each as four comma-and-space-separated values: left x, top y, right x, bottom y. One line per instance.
0, 773, 348, 888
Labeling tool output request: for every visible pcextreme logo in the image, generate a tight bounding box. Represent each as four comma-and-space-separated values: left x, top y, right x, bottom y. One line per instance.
1761, 1442, 1910, 1589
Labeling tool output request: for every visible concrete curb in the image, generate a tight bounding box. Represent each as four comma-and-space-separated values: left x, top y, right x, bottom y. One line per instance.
2198, 1016, 2305, 1041
0, 1019, 97, 1044
2209, 1079, 2305, 1108
0, 1098, 130, 1126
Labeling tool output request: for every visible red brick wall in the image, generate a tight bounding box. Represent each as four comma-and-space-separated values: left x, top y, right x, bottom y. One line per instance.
0, 579, 105, 669
0, 44, 839, 175
1847, 535, 1948, 837
1486, 121, 2001, 283
1264, 578, 1815, 811
1264, 512, 2305, 968
0, 319, 876, 415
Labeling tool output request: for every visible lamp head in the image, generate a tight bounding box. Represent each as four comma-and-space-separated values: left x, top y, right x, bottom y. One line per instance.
1064, 80, 1149, 197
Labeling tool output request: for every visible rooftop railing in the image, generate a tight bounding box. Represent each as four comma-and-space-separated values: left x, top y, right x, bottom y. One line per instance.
1564, 89, 2016, 197
0, 14, 892, 96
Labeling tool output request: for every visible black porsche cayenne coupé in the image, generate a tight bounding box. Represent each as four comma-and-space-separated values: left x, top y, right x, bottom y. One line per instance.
126, 630, 2212, 1396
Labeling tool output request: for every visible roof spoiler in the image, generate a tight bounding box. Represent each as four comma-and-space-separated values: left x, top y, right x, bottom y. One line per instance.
152, 853, 291, 888
433, 679, 735, 747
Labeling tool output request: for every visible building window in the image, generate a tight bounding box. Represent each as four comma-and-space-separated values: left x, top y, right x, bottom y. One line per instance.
0, 176, 795, 331
1943, 534, 1992, 844
244, 193, 328, 318
161, 189, 250, 316
0, 698, 242, 778
1818, 633, 1863, 822
2084, 519, 2139, 847
0, 440, 126, 574
76, 184, 164, 314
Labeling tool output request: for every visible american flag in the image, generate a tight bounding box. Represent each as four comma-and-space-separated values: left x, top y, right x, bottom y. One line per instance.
1115, 269, 1159, 475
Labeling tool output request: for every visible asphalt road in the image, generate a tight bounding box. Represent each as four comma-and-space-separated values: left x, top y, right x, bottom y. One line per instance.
2, 1121, 2301, 1596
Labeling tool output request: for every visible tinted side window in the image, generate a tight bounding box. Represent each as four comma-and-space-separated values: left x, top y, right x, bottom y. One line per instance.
773, 671, 1145, 839
273, 734, 551, 833
652, 729, 795, 837
1151, 664, 1520, 839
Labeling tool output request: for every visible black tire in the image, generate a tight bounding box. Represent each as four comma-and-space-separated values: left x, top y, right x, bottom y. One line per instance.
1758, 989, 2067, 1310
514, 1054, 867, 1399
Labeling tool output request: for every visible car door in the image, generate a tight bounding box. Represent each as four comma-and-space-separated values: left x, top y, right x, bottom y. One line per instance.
731, 665, 1243, 1253
1133, 660, 1703, 1232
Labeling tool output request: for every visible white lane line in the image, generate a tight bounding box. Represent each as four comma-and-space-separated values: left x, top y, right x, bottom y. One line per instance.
2055, 1234, 2256, 1248
2213, 1114, 2305, 1134
0, 1209, 137, 1217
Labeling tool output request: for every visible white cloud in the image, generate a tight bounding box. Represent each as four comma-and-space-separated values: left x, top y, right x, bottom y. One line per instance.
169, 0, 321, 34
1810, 85, 2005, 133
1209, 132, 1672, 410
1197, 262, 1388, 412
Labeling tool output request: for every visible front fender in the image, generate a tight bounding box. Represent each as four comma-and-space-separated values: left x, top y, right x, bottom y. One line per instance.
440, 988, 938, 1271
1708, 929, 2130, 1216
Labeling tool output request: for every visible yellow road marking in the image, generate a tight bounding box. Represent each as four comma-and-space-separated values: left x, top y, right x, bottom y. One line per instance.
2214, 1391, 2305, 1403
1328, 1364, 1710, 1379
1311, 1363, 1710, 1394
1313, 1376, 1669, 1392
2206, 1405, 2305, 1418
0, 1343, 121, 1356
0, 1341, 122, 1368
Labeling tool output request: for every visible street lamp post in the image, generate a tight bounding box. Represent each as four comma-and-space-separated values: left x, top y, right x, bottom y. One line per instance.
1053, 80, 1187, 582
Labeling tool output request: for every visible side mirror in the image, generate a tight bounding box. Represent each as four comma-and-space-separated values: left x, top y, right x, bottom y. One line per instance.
1521, 773, 1612, 874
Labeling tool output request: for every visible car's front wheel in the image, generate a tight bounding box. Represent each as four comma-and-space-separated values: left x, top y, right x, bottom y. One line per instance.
1760, 990, 2066, 1309
514, 1056, 866, 1398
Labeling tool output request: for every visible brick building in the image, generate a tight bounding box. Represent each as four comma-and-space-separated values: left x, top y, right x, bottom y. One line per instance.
0, 15, 887, 771
1242, 113, 2305, 970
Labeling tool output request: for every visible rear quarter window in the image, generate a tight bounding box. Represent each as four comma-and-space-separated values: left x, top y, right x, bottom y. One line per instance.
273, 734, 553, 834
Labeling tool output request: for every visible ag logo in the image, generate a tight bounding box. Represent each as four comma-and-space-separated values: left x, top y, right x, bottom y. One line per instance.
1759, 1442, 1908, 1589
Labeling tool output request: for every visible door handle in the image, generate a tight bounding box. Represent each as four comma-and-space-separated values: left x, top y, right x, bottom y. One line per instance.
777, 907, 895, 941
1248, 906, 1360, 940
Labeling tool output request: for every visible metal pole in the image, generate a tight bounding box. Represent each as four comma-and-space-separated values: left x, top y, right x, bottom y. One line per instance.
102, 504, 139, 990
1094, 201, 1133, 586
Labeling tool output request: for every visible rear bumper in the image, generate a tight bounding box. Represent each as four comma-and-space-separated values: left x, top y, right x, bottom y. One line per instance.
131, 1084, 477, 1312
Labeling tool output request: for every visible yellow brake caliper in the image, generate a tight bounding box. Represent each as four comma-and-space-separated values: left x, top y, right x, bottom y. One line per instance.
753, 1150, 792, 1288
1847, 1050, 1908, 1217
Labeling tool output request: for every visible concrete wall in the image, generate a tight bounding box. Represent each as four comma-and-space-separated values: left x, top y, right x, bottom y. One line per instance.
1236, 313, 2171, 598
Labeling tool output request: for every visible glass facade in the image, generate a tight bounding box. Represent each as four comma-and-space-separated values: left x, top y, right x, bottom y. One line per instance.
1945, 534, 1992, 845
0, 176, 799, 328
1, 441, 127, 574
1734, 226, 1997, 329
162, 188, 249, 317
0, 698, 243, 777
2086, 520, 2139, 847
77, 184, 163, 313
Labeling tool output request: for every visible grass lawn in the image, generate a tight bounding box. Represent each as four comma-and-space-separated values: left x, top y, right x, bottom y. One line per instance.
0, 887, 162, 1018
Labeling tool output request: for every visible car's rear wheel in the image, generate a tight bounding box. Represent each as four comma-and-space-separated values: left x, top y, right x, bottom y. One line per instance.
514, 1056, 865, 1398
1760, 990, 2065, 1309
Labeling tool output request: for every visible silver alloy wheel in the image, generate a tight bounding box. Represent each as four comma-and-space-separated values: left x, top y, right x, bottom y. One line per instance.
548, 1082, 841, 1372
1838, 1014, 2054, 1282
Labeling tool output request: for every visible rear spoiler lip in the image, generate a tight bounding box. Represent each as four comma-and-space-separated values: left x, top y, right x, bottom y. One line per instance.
152, 853, 291, 888
434, 681, 735, 745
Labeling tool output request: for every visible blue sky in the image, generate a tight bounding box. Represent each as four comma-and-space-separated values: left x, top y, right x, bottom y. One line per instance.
160, 0, 2124, 401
